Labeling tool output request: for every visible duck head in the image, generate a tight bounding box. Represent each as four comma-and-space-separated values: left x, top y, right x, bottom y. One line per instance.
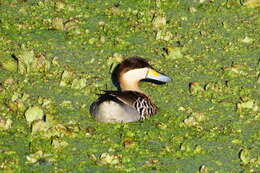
112, 57, 171, 92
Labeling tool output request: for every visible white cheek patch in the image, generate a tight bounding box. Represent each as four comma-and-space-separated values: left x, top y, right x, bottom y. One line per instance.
122, 68, 148, 82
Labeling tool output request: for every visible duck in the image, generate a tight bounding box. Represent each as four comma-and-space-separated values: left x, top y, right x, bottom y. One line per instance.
89, 56, 171, 123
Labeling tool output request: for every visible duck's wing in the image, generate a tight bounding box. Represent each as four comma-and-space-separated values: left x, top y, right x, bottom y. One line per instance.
101, 90, 158, 120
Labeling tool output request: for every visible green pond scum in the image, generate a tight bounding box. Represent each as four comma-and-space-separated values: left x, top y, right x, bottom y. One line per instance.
0, 0, 259, 172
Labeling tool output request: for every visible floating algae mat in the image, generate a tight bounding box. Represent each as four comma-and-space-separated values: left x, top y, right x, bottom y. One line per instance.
0, 0, 259, 172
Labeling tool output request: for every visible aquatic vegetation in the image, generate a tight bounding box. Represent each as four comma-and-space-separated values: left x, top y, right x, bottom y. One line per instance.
98, 153, 121, 165
244, 0, 260, 7
0, 0, 259, 172
0, 59, 18, 72
183, 112, 207, 128
0, 117, 12, 131
51, 137, 69, 149
25, 106, 44, 125
31, 120, 50, 135
163, 47, 184, 60
26, 150, 54, 164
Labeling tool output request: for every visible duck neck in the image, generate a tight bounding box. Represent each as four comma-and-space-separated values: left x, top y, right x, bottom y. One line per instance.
119, 78, 144, 93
